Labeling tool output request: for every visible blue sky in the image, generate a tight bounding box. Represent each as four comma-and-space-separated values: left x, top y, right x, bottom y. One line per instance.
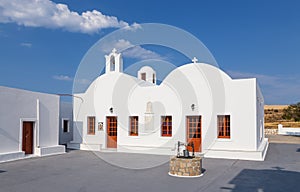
0, 0, 299, 104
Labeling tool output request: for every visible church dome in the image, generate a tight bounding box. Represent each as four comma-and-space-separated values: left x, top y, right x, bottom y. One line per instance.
137, 66, 156, 85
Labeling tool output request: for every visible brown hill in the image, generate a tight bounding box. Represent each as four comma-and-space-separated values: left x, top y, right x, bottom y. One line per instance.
264, 105, 300, 128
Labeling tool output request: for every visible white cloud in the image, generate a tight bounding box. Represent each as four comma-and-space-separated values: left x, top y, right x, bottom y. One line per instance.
20, 42, 32, 47
0, 0, 133, 34
53, 75, 73, 81
123, 22, 141, 31
102, 39, 163, 60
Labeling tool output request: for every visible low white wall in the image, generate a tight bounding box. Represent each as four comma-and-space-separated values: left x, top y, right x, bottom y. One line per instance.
0, 151, 25, 163
278, 124, 300, 135
35, 145, 65, 156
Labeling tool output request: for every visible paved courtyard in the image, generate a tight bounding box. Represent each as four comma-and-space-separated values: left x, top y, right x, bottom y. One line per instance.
266, 134, 300, 144
0, 143, 300, 192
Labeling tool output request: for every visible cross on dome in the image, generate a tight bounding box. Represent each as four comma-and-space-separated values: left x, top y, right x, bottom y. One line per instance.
112, 48, 117, 53
192, 57, 198, 63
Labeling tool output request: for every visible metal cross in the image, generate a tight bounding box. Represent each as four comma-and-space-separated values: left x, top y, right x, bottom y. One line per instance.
192, 57, 198, 63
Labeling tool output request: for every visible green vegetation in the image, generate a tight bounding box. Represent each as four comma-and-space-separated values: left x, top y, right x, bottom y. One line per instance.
282, 102, 300, 121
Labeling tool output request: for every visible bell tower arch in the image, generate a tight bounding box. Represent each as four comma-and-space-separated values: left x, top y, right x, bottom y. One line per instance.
105, 48, 123, 73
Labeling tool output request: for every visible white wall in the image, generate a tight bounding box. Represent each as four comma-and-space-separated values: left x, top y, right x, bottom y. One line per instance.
0, 86, 64, 162
256, 82, 265, 149
59, 102, 73, 145
0, 86, 37, 154
278, 124, 300, 135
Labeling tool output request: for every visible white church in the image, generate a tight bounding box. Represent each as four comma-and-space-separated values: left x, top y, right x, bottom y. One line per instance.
69, 49, 269, 161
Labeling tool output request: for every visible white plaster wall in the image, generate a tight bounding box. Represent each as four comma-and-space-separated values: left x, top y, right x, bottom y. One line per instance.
0, 86, 37, 153
220, 79, 257, 150
73, 90, 97, 146
0, 86, 64, 161
38, 94, 60, 148
59, 102, 73, 145
117, 79, 183, 151
256, 82, 265, 149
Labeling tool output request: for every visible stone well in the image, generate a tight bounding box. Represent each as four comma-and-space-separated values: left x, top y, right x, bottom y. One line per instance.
169, 156, 202, 177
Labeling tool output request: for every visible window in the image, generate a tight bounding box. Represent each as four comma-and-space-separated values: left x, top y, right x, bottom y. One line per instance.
129, 116, 138, 136
152, 74, 155, 84
63, 119, 69, 133
217, 115, 230, 138
161, 116, 172, 137
87, 116, 95, 135
141, 73, 146, 80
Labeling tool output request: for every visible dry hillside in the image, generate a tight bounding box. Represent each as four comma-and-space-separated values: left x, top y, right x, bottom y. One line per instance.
264, 105, 300, 128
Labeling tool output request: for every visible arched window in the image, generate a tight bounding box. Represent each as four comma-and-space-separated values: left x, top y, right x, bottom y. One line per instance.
110, 55, 115, 71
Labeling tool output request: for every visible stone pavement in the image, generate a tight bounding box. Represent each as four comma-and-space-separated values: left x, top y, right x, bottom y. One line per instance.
0, 143, 299, 192
266, 134, 300, 144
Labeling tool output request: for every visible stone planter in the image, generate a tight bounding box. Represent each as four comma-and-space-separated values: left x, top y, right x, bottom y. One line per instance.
169, 156, 203, 177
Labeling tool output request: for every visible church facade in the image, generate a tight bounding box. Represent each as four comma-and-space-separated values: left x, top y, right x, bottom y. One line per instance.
69, 49, 269, 161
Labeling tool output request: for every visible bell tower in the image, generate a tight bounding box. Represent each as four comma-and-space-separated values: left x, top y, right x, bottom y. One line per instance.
105, 48, 123, 74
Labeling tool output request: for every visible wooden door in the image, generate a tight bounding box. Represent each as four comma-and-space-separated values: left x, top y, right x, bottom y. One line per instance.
186, 116, 201, 152
106, 116, 117, 148
22, 121, 34, 154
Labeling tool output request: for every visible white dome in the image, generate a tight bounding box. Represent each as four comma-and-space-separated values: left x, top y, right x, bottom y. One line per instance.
137, 66, 156, 85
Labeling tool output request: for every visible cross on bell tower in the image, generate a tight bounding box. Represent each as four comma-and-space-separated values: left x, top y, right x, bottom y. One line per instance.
192, 57, 198, 64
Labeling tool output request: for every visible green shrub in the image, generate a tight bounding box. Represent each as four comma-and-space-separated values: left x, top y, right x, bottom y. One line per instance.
282, 102, 300, 121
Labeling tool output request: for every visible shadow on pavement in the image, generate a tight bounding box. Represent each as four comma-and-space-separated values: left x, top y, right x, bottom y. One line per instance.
65, 148, 78, 153
290, 135, 300, 138
221, 167, 300, 192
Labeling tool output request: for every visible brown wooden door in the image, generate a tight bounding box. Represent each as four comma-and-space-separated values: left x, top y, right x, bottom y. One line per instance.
22, 122, 34, 154
186, 116, 201, 152
107, 116, 117, 148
